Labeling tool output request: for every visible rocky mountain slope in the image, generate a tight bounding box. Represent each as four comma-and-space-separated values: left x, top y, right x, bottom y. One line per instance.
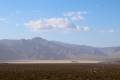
0, 37, 119, 60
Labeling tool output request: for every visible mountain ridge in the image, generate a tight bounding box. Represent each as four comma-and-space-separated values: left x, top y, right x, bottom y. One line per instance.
0, 37, 120, 60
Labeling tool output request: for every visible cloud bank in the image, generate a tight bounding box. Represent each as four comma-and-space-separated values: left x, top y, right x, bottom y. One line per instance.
25, 18, 77, 31
0, 17, 7, 23
100, 29, 117, 33
25, 11, 91, 32
64, 11, 87, 21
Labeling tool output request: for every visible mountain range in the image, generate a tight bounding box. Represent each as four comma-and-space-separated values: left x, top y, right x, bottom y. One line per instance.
0, 37, 120, 60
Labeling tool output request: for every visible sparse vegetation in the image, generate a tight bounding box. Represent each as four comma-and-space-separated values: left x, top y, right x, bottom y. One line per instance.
0, 63, 120, 80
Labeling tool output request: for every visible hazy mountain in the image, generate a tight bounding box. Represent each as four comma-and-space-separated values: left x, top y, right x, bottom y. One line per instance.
0, 37, 120, 60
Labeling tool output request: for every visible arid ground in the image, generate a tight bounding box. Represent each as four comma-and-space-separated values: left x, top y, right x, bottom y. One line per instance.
0, 63, 120, 80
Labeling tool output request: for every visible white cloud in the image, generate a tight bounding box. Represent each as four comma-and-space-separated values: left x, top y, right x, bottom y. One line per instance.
15, 10, 22, 14
64, 11, 87, 21
75, 25, 91, 32
99, 29, 117, 33
0, 17, 8, 23
108, 29, 115, 33
25, 18, 77, 31
0, 17, 7, 23
82, 26, 91, 32
25, 11, 90, 32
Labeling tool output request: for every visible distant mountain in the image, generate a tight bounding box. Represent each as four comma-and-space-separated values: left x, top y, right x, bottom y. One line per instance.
0, 37, 120, 60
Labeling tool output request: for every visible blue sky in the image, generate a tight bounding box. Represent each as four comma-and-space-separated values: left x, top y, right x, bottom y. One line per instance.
0, 0, 120, 47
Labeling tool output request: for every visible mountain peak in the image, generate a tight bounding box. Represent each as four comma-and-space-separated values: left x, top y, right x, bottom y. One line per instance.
0, 37, 120, 60
32, 37, 48, 42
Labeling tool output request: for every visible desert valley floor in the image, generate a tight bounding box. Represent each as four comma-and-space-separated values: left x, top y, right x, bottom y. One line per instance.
0, 63, 120, 80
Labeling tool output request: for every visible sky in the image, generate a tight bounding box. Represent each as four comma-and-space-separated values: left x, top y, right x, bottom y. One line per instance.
0, 0, 120, 47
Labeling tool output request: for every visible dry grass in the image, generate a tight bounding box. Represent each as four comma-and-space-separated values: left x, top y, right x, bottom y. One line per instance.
0, 63, 120, 80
